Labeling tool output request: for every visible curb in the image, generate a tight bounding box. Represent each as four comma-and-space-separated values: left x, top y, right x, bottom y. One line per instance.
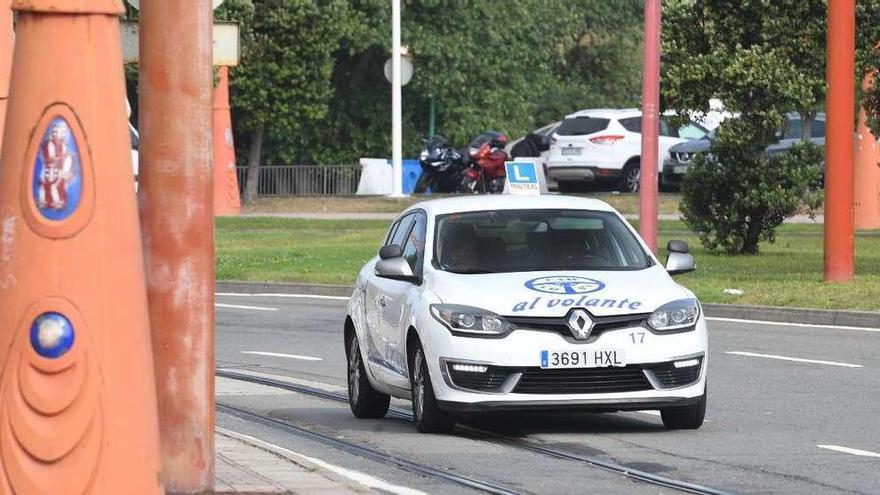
216, 281, 880, 329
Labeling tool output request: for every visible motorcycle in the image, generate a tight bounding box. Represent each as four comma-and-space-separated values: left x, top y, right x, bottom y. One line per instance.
415, 135, 470, 193
462, 131, 510, 194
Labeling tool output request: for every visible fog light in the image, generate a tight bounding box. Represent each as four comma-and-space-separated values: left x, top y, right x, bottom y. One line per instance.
673, 358, 700, 369
451, 363, 488, 373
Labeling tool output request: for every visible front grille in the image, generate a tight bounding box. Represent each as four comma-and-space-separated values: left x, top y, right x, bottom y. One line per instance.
507, 312, 648, 339
643, 360, 702, 389
512, 365, 652, 394
447, 366, 509, 392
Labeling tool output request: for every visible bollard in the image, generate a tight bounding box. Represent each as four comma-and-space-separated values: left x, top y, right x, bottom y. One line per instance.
213, 66, 241, 216
0, 0, 163, 493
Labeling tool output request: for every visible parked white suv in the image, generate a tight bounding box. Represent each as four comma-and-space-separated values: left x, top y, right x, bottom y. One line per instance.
545, 109, 707, 192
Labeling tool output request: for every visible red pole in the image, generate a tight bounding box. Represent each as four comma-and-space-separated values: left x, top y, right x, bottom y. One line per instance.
639, 0, 661, 253
824, 0, 855, 282
139, 0, 215, 490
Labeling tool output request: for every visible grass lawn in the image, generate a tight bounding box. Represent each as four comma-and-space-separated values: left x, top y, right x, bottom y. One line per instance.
217, 217, 880, 311
242, 193, 685, 216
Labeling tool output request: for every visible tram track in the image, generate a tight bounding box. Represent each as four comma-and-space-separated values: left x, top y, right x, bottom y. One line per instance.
216, 368, 736, 495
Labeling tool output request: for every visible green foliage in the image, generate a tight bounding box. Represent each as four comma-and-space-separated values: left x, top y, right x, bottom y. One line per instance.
663, 0, 843, 254
680, 124, 824, 255
223, 0, 645, 165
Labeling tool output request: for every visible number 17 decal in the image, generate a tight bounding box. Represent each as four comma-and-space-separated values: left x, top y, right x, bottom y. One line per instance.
629, 332, 645, 344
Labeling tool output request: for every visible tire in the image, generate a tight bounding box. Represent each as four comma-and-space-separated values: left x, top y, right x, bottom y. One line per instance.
410, 343, 454, 433
660, 391, 706, 430
620, 161, 640, 193
347, 332, 390, 418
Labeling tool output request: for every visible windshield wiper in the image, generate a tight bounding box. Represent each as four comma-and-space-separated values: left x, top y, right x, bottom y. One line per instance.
447, 269, 496, 274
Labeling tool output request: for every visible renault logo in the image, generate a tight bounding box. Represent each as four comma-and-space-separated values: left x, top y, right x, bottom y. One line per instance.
567, 309, 594, 340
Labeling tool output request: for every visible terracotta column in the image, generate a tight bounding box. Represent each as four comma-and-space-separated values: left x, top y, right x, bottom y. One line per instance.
854, 73, 880, 230
138, 0, 215, 490
0, 0, 162, 492
213, 66, 241, 216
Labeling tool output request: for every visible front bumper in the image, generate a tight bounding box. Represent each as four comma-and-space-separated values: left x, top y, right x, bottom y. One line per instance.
422, 316, 708, 412
661, 160, 690, 186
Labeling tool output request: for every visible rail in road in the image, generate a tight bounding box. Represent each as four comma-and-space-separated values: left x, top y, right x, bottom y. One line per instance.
217, 369, 735, 495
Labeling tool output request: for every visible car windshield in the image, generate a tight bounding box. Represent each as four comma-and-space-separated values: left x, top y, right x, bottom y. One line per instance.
433, 209, 653, 274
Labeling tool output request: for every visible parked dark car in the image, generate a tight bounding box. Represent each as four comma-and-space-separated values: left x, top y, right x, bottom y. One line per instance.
662, 113, 826, 189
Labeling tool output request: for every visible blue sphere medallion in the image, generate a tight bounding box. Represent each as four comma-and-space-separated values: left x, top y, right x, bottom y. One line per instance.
30, 312, 75, 359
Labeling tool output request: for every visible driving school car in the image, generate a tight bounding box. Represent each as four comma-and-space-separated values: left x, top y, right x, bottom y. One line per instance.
344, 195, 707, 433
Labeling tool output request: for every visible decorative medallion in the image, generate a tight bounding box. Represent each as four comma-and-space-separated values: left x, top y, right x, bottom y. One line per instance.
29, 312, 75, 359
32, 117, 82, 221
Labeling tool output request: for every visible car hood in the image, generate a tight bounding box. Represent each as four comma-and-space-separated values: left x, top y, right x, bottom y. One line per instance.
669, 139, 711, 153
426, 266, 693, 318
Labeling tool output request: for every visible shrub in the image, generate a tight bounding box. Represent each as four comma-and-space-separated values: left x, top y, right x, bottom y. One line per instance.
680, 124, 824, 255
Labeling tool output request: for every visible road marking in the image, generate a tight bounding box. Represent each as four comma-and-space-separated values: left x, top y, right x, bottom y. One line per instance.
216, 427, 428, 495
707, 317, 880, 333
217, 292, 349, 301
817, 445, 880, 458
242, 351, 322, 362
726, 351, 862, 368
215, 303, 278, 312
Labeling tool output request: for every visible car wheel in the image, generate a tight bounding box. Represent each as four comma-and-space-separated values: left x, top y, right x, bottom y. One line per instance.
620, 161, 640, 193
410, 343, 454, 433
347, 332, 390, 418
660, 391, 706, 430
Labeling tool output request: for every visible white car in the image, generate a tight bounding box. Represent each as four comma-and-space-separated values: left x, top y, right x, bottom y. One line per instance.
345, 195, 707, 433
544, 108, 708, 192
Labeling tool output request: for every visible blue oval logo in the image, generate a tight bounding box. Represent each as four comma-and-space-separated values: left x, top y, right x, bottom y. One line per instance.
32, 117, 82, 221
525, 276, 606, 295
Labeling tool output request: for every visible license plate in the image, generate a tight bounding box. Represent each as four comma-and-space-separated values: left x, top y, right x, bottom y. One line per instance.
561, 147, 583, 156
540, 349, 626, 369
673, 165, 688, 174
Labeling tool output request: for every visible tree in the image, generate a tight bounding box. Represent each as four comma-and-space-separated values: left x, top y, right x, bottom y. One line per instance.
663, 0, 826, 254
217, 0, 354, 203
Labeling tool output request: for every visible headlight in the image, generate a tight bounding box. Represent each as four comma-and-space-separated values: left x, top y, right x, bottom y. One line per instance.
648, 298, 700, 331
430, 304, 510, 336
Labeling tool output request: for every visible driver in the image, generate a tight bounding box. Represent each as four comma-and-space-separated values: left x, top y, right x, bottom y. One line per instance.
443, 224, 480, 272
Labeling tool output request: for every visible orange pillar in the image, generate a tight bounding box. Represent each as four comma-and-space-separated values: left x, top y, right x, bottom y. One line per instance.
824, 0, 855, 281
0, 0, 13, 156
854, 73, 880, 229
213, 66, 241, 216
639, 0, 661, 252
139, 0, 215, 491
0, 0, 163, 493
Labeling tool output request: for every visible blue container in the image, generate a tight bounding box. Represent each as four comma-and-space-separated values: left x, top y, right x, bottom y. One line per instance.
396, 159, 423, 194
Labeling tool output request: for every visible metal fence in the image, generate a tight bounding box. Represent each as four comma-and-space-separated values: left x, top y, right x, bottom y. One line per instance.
236, 165, 361, 196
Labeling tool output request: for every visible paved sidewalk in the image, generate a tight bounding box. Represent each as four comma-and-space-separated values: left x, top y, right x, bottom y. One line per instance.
214, 428, 366, 494
241, 211, 825, 224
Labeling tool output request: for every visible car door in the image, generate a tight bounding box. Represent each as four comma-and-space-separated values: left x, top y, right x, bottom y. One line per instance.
375, 211, 428, 387
364, 213, 416, 387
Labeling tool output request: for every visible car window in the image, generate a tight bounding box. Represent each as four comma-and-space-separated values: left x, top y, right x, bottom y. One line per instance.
384, 221, 401, 247
130, 126, 139, 150
783, 118, 802, 139
390, 214, 416, 248
556, 117, 610, 136
433, 209, 652, 274
811, 119, 825, 138
659, 118, 673, 137
402, 213, 427, 275
619, 117, 641, 133
677, 123, 709, 139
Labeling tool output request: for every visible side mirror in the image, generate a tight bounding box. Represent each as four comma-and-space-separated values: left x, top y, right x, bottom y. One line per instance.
375, 257, 420, 283
665, 240, 696, 275
379, 244, 402, 259
376, 244, 420, 283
